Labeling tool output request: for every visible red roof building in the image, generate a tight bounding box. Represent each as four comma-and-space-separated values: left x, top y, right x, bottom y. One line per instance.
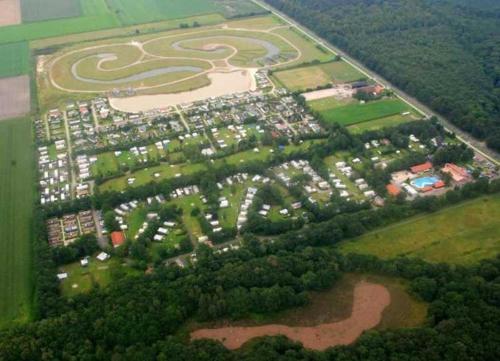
111, 231, 125, 247
442, 163, 470, 183
433, 180, 445, 188
410, 161, 433, 174
386, 183, 401, 196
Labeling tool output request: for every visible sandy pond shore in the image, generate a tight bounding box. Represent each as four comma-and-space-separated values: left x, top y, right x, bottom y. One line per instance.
109, 69, 257, 112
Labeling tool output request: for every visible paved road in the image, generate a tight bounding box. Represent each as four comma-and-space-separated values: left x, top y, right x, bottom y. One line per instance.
253, 0, 500, 166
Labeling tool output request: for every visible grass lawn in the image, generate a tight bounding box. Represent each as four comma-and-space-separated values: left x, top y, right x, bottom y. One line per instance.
0, 117, 35, 326
99, 162, 206, 192
273, 61, 364, 91
318, 98, 412, 126
340, 194, 500, 265
0, 42, 30, 78
172, 195, 205, 241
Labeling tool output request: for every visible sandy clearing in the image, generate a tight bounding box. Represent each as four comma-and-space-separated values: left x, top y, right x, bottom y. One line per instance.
0, 75, 31, 120
0, 0, 21, 26
303, 86, 354, 101
109, 69, 257, 112
190, 281, 390, 351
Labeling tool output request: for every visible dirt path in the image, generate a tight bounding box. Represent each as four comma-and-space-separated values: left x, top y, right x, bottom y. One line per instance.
0, 0, 21, 27
191, 281, 391, 351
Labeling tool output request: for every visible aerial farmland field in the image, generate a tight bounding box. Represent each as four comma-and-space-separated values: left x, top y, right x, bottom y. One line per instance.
0, 42, 30, 78
0, 75, 31, 119
0, 117, 35, 326
21, 0, 82, 23
0, 0, 22, 27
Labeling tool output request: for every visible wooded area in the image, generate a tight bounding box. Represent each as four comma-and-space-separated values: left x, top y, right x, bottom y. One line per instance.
265, 0, 500, 151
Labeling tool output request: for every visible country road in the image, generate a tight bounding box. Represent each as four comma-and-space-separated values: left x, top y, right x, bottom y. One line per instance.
253, 0, 500, 166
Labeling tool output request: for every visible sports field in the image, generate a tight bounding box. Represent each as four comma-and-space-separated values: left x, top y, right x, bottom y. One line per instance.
314, 98, 412, 126
0, 117, 35, 326
21, 0, 82, 23
339, 195, 500, 265
273, 61, 365, 91
0, 42, 30, 78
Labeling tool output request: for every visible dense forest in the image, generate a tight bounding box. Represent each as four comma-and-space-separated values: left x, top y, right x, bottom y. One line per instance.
265, 0, 500, 151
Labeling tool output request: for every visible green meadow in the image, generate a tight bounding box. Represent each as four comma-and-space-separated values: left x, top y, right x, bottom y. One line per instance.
340, 195, 500, 265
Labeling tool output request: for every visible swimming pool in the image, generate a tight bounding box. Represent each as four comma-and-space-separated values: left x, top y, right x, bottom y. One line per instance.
411, 176, 440, 189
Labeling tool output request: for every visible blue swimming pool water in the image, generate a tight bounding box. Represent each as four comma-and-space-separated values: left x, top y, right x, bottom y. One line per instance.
411, 176, 440, 189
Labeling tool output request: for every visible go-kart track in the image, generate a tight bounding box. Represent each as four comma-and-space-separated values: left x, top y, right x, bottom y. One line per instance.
44, 22, 313, 111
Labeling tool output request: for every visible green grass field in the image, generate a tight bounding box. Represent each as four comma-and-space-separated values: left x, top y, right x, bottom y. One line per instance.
347, 113, 418, 133
107, 0, 265, 25
273, 61, 365, 91
308, 95, 354, 112
107, 0, 221, 25
316, 98, 412, 126
0, 43, 30, 78
21, 0, 82, 23
0, 118, 35, 326
340, 194, 500, 265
